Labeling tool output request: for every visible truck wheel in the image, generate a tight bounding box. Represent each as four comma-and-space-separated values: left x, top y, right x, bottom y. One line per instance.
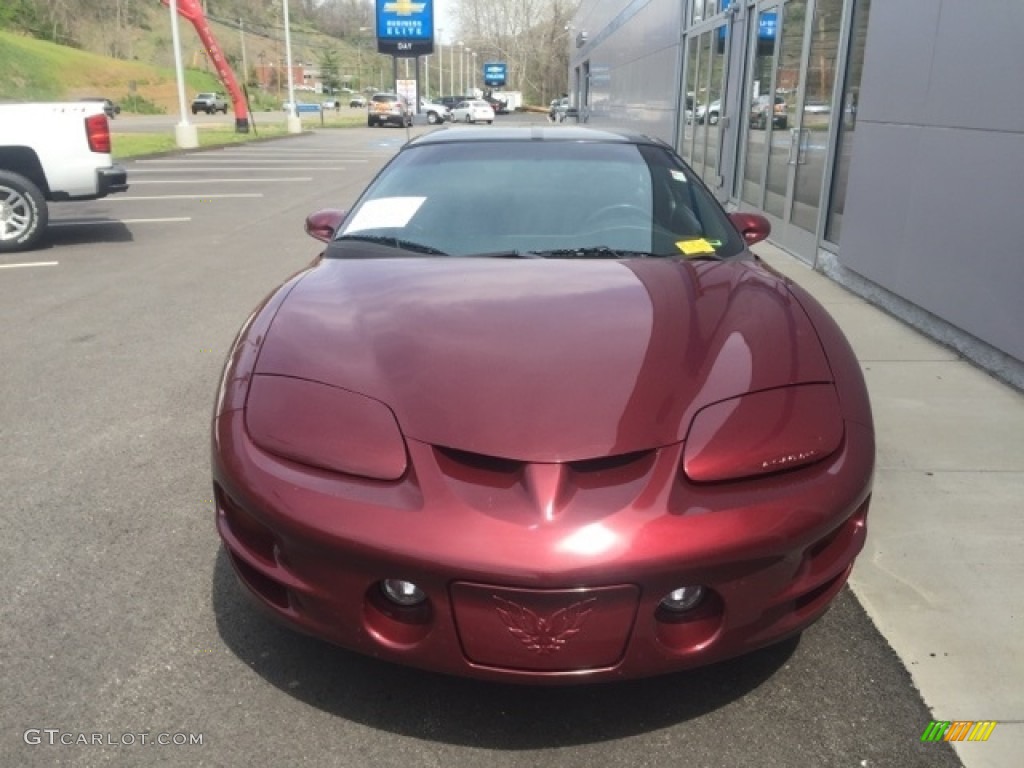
427, 111, 440, 125
0, 170, 48, 253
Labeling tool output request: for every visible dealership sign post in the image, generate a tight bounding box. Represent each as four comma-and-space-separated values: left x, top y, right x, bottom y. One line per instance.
483, 62, 507, 88
375, 0, 434, 114
376, 0, 434, 56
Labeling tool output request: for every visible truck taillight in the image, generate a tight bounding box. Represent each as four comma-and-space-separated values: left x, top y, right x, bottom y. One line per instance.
85, 113, 111, 154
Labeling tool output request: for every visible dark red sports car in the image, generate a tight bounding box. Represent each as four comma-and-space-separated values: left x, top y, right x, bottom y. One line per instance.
213, 126, 873, 684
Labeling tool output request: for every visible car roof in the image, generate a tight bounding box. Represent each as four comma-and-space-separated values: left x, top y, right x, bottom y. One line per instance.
406, 125, 666, 147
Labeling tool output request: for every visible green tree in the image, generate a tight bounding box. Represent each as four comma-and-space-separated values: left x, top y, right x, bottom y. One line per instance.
317, 48, 341, 94
0, 0, 48, 38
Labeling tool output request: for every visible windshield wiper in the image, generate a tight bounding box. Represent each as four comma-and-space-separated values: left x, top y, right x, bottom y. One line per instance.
527, 246, 658, 259
335, 234, 449, 256
472, 250, 544, 259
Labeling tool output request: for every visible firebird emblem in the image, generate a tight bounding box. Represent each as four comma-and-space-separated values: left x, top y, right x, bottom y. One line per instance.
493, 596, 598, 655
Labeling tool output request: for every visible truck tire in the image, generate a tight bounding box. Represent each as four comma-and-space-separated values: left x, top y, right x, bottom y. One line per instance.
0, 169, 48, 253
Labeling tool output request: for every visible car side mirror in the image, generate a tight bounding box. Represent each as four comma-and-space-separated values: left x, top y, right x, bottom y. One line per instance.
305, 209, 346, 243
728, 212, 772, 246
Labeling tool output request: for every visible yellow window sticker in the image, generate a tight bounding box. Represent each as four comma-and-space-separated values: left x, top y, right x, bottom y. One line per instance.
676, 238, 716, 256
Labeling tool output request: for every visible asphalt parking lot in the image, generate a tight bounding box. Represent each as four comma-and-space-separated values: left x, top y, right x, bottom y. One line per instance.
0, 121, 965, 767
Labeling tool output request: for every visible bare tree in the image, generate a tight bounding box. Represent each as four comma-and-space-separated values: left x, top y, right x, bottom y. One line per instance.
453, 0, 577, 104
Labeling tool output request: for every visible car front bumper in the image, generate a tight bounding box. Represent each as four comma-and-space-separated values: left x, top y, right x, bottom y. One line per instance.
212, 409, 872, 684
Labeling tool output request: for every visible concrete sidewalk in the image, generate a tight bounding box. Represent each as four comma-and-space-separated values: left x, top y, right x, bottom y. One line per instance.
754, 242, 1024, 768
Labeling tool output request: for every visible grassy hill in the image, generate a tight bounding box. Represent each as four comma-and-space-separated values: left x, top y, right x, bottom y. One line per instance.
0, 29, 227, 112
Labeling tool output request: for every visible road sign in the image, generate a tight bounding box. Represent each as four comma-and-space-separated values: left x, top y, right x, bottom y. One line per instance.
483, 62, 507, 87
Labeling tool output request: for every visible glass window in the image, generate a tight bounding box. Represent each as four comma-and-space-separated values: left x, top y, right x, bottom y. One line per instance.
741, 7, 781, 207
334, 141, 744, 260
682, 35, 701, 162
692, 0, 707, 25
764, 0, 807, 219
825, 0, 870, 243
790, 0, 844, 233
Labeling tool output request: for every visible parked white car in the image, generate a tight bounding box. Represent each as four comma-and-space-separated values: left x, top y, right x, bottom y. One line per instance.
693, 100, 721, 125
419, 100, 451, 125
451, 99, 495, 124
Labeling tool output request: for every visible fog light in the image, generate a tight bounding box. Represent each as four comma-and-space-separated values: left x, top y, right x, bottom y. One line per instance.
659, 586, 704, 613
381, 579, 426, 606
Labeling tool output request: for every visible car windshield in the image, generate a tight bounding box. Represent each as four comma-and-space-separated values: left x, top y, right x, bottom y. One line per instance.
331, 139, 745, 260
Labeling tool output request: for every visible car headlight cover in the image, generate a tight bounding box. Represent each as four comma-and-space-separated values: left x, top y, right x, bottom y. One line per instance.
246, 374, 407, 480
683, 384, 843, 483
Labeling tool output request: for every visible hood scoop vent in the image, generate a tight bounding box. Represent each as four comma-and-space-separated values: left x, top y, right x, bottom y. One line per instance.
433, 445, 658, 524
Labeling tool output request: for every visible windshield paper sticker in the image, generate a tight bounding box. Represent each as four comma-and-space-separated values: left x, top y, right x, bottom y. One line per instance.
676, 238, 716, 256
343, 197, 426, 233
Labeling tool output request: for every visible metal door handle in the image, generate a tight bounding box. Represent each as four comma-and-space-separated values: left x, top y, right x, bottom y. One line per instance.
787, 128, 799, 165
797, 128, 810, 165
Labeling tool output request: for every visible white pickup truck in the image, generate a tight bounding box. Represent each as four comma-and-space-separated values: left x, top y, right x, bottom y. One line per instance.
0, 101, 128, 253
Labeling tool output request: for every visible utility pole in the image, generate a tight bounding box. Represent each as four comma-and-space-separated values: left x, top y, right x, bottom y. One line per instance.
437, 28, 443, 97
458, 41, 464, 94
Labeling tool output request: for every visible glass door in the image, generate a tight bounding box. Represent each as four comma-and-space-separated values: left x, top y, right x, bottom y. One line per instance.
762, 0, 808, 225
736, 0, 846, 257
680, 18, 732, 189
738, 3, 783, 207
790, 0, 844, 235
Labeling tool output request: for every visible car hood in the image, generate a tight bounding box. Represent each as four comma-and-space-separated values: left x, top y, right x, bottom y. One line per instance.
253, 257, 832, 462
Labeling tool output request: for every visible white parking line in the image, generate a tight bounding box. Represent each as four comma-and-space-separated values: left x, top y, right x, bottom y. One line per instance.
0, 261, 59, 270
135, 157, 369, 164
129, 177, 313, 184
48, 217, 192, 226
132, 159, 370, 165
213, 147, 387, 153
128, 167, 352, 173
110, 193, 264, 200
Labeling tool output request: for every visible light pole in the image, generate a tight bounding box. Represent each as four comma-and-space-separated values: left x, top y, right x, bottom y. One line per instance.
282, 0, 300, 133
356, 26, 371, 94
436, 28, 443, 98
471, 51, 477, 92
458, 41, 465, 94
168, 0, 198, 148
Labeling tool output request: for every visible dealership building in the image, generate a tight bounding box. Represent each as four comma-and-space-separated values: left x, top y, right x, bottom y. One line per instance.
567, 0, 1023, 387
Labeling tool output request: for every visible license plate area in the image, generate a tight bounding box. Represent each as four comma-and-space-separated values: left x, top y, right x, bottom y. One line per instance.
450, 582, 639, 672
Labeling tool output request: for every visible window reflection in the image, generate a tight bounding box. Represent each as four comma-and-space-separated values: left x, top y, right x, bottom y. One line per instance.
825, 0, 870, 243
693, 0, 706, 24
790, 0, 844, 233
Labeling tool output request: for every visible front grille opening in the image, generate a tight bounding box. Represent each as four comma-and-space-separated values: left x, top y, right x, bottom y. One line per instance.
569, 450, 653, 474
805, 521, 846, 562
794, 570, 846, 614
435, 446, 524, 475
216, 484, 277, 563
229, 552, 290, 611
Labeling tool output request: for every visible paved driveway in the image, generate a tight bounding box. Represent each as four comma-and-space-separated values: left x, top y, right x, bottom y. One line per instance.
0, 124, 963, 768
